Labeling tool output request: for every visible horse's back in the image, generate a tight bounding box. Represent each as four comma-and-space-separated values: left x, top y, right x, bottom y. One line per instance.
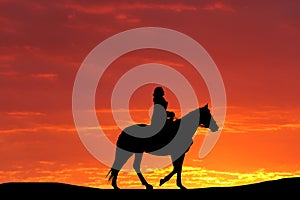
116, 124, 149, 153
116, 122, 178, 154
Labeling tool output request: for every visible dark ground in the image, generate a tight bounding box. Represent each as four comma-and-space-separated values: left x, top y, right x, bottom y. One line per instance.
1, 177, 299, 198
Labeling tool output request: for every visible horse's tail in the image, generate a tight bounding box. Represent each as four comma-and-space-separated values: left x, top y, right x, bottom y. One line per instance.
106, 168, 114, 182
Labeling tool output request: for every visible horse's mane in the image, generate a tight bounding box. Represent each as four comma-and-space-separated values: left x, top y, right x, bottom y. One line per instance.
175, 107, 201, 123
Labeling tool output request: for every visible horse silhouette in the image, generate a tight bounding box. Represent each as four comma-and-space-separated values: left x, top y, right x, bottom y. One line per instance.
107, 103, 219, 189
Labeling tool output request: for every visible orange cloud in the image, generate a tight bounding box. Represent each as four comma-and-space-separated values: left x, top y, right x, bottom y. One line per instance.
5, 111, 46, 117
1, 162, 299, 189
30, 73, 58, 80
62, 2, 197, 15
0, 70, 18, 76
0, 125, 75, 134
114, 14, 141, 24
222, 106, 300, 133
63, 4, 115, 15
118, 2, 198, 12
0, 54, 15, 61
204, 2, 235, 12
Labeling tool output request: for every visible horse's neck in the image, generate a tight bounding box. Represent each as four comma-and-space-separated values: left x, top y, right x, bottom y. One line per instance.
175, 108, 200, 138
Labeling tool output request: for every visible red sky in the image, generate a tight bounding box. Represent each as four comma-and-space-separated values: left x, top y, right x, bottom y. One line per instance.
0, 0, 300, 189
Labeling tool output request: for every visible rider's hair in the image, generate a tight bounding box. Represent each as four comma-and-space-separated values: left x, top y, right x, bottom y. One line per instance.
153, 86, 164, 97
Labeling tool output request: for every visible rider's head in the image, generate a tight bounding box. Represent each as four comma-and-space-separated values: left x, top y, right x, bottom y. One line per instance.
153, 86, 164, 97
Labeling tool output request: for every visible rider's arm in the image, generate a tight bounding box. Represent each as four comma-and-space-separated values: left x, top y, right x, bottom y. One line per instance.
166, 111, 175, 118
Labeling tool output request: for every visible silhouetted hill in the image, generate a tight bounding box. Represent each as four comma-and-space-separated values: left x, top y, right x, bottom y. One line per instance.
0, 177, 299, 197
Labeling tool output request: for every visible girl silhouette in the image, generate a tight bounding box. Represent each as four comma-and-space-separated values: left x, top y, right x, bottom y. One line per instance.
150, 86, 175, 132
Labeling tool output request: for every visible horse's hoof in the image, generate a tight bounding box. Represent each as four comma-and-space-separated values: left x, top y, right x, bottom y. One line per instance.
178, 185, 187, 190
145, 184, 153, 190
112, 185, 120, 190
159, 179, 166, 186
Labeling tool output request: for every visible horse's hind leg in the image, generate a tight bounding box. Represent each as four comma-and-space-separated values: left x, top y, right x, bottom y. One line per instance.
107, 168, 119, 189
133, 153, 153, 189
108, 148, 133, 189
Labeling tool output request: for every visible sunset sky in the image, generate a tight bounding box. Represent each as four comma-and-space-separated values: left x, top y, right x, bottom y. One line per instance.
0, 0, 300, 189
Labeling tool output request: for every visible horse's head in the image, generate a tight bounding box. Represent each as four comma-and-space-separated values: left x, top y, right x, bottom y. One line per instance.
199, 104, 219, 132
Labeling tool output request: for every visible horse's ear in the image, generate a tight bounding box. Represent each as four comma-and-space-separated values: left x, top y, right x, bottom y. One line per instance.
205, 103, 208, 108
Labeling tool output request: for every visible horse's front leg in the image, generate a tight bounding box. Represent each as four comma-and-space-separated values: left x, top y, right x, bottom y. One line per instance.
159, 167, 176, 186
160, 154, 186, 189
173, 154, 186, 189
133, 153, 153, 189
